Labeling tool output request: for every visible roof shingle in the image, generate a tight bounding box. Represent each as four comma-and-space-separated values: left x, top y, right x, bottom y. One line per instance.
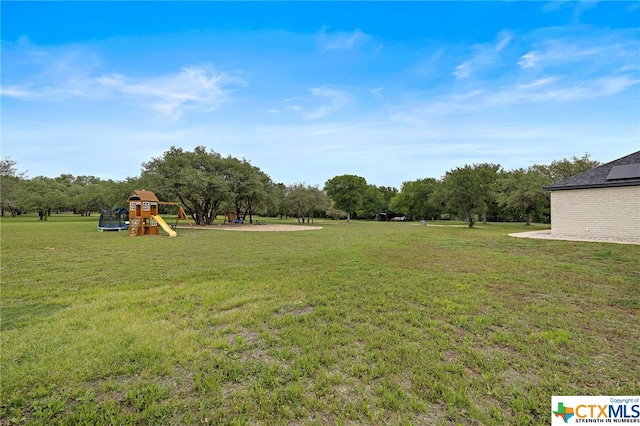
544, 150, 640, 191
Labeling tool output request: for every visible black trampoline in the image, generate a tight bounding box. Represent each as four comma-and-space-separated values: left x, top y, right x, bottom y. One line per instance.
98, 207, 129, 232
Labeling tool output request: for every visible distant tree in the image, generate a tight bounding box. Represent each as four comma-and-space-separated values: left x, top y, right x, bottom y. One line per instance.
14, 177, 65, 220
50, 174, 106, 215
357, 185, 385, 219
0, 158, 20, 177
377, 186, 398, 218
72, 185, 101, 216
497, 167, 550, 225
0, 158, 25, 216
227, 158, 273, 223
53, 174, 78, 213
101, 177, 144, 210
284, 184, 307, 223
501, 153, 599, 225
271, 183, 290, 219
441, 163, 501, 227
544, 153, 601, 182
324, 175, 368, 223
325, 202, 348, 220
389, 178, 440, 221
304, 186, 330, 223
477, 164, 502, 224
285, 184, 329, 224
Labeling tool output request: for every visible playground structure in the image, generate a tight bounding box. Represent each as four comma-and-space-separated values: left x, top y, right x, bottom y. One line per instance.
225, 211, 244, 224
98, 207, 129, 232
127, 190, 194, 237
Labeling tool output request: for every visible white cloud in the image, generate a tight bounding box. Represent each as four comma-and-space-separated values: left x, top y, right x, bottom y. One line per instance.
2, 55, 244, 119
447, 28, 639, 116
541, 0, 598, 21
317, 27, 370, 51
571, 1, 598, 23
0, 39, 107, 101
0, 85, 46, 99
388, 74, 638, 126
518, 51, 539, 69
487, 75, 638, 106
306, 87, 351, 119
0, 83, 96, 100
495, 33, 512, 52
1, 39, 245, 118
454, 31, 512, 79
453, 62, 473, 79
518, 42, 601, 69
370, 87, 384, 97
95, 66, 244, 119
518, 32, 639, 72
516, 77, 558, 90
541, 1, 571, 13
285, 87, 352, 120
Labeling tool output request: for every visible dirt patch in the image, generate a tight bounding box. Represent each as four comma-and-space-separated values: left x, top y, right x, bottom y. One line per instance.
274, 304, 315, 317
227, 328, 260, 345
179, 223, 323, 232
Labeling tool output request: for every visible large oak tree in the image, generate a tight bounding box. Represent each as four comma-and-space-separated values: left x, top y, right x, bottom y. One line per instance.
142, 146, 235, 225
324, 174, 368, 223
440, 163, 501, 227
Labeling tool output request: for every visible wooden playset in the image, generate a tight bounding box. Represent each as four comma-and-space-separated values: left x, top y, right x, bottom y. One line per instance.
127, 190, 193, 237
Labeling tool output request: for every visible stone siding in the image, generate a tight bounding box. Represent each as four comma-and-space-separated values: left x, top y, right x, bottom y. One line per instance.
550, 186, 640, 239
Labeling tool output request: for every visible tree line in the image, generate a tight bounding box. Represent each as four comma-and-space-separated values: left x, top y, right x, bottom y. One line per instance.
0, 146, 599, 226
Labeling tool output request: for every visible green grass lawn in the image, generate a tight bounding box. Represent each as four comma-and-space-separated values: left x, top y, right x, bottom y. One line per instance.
1, 214, 638, 425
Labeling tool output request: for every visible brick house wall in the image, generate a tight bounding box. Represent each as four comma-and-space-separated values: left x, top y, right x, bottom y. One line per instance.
550, 186, 640, 238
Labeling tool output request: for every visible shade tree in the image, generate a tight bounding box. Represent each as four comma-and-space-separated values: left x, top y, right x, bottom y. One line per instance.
497, 167, 550, 225
377, 186, 398, 218
356, 185, 386, 219
13, 177, 67, 220
389, 178, 440, 221
0, 158, 25, 216
285, 183, 329, 224
323, 174, 368, 223
270, 183, 290, 219
542, 153, 601, 182
142, 146, 234, 225
142, 146, 278, 225
227, 158, 274, 223
325, 203, 348, 220
440, 163, 501, 227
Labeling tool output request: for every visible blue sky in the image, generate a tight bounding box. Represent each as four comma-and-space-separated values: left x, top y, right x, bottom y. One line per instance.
2, 1, 639, 188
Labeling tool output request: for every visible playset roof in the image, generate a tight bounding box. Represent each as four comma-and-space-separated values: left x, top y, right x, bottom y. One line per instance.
128, 190, 160, 202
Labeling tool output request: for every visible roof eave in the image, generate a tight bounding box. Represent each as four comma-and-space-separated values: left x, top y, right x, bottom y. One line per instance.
544, 180, 640, 191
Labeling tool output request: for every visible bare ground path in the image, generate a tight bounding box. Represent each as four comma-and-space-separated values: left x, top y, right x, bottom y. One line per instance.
178, 223, 323, 232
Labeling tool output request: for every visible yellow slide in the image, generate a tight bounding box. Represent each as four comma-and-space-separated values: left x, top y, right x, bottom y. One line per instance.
152, 215, 177, 237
